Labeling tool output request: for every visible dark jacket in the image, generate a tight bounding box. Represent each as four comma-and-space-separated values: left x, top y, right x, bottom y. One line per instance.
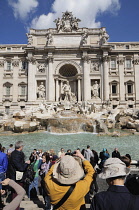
8, 150, 28, 181
90, 185, 139, 210
112, 151, 121, 159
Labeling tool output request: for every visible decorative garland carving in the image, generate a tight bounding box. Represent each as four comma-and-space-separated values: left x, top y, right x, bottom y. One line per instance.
27, 57, 36, 64
133, 59, 139, 65
0, 60, 4, 67
82, 55, 91, 63
117, 58, 124, 65
47, 56, 53, 63
12, 60, 19, 67
102, 56, 109, 62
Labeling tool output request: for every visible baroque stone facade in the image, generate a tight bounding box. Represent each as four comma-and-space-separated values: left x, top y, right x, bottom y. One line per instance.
0, 11, 139, 114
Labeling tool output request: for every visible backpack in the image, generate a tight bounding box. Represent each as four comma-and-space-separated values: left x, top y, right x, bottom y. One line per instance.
23, 163, 35, 184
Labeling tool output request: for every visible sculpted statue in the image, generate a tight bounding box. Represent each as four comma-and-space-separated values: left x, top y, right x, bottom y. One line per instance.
71, 17, 80, 30
101, 31, 109, 45
81, 31, 88, 45
91, 81, 100, 98
54, 18, 63, 32
37, 82, 45, 99
27, 34, 33, 45
60, 80, 77, 102
46, 33, 53, 45
62, 81, 71, 101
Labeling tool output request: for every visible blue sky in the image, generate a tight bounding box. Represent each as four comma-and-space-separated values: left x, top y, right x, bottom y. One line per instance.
0, 0, 139, 44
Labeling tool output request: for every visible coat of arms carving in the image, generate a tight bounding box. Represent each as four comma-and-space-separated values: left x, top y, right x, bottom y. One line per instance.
54, 11, 81, 32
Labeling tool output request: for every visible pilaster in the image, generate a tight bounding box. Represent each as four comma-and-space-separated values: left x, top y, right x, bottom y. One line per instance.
27, 56, 36, 102
103, 55, 109, 101
11, 58, 19, 103
82, 54, 91, 101
133, 57, 139, 105
117, 56, 125, 103
47, 55, 55, 101
0, 59, 4, 103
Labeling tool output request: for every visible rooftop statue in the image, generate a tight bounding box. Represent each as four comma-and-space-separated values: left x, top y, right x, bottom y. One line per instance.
54, 11, 81, 32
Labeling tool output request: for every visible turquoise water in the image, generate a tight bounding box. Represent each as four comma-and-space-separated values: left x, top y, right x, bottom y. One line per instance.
0, 132, 139, 160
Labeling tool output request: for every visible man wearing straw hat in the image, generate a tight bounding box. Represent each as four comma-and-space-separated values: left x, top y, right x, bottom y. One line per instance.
90, 158, 139, 210
44, 150, 94, 210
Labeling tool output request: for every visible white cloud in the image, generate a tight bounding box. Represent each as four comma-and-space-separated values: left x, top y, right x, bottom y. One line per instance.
8, 0, 39, 20
30, 0, 120, 29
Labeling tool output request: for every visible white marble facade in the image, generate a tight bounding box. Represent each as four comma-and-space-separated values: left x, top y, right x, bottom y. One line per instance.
0, 11, 139, 114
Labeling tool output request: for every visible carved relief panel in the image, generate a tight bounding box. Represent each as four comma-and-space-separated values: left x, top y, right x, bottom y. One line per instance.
90, 60, 100, 73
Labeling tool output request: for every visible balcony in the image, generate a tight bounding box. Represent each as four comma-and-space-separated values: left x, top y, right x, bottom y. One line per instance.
17, 95, 27, 102
3, 69, 13, 78
2, 95, 13, 102
124, 68, 134, 75
125, 93, 135, 101
109, 93, 119, 101
109, 68, 118, 75
18, 69, 27, 77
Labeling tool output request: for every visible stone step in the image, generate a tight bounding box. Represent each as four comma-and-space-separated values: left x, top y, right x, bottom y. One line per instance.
5, 194, 91, 210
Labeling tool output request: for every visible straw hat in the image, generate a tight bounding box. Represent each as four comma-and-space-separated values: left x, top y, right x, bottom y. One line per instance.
99, 158, 130, 179
53, 155, 84, 184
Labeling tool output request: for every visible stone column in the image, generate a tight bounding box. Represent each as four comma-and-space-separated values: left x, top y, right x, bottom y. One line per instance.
48, 56, 55, 101
103, 56, 109, 101
0, 59, 4, 104
82, 55, 91, 101
134, 57, 139, 106
27, 56, 36, 102
118, 57, 125, 103
55, 78, 59, 101
12, 59, 19, 103
78, 77, 81, 101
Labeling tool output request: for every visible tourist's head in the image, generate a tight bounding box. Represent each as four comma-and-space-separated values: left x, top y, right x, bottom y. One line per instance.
15, 141, 24, 150
67, 149, 71, 153
125, 154, 131, 162
42, 152, 50, 163
103, 148, 107, 152
120, 156, 131, 168
9, 144, 13, 147
87, 145, 90, 149
99, 158, 130, 181
53, 155, 84, 184
61, 148, 64, 152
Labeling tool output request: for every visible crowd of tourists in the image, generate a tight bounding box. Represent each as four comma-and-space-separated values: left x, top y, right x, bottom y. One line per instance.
0, 142, 139, 210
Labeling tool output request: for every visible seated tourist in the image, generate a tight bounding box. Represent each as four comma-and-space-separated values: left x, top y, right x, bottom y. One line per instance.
44, 150, 95, 210
90, 158, 139, 210
0, 178, 25, 210
112, 148, 121, 159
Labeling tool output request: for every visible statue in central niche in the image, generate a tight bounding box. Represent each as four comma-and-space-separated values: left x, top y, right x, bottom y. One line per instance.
60, 80, 77, 102
62, 81, 71, 101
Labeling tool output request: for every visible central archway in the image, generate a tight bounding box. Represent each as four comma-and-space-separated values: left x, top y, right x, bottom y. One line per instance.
54, 61, 82, 102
